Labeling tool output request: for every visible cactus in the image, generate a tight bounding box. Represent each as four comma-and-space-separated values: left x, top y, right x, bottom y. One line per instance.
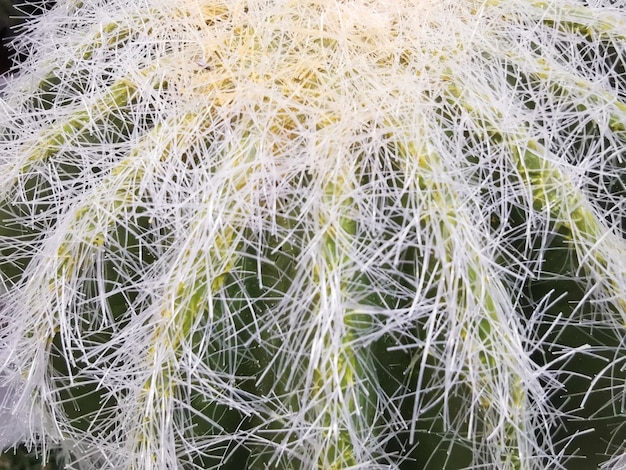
0, 0, 625, 469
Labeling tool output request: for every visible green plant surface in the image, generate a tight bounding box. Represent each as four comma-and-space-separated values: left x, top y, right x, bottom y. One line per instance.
0, 1, 625, 469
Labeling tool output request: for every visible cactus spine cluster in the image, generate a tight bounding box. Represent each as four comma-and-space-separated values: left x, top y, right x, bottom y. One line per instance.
0, 0, 625, 469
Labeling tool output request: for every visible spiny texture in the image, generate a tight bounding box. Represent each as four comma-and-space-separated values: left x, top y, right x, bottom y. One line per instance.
0, 0, 625, 469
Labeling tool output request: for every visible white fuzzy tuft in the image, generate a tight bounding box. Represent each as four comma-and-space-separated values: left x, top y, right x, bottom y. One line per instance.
1, 0, 625, 468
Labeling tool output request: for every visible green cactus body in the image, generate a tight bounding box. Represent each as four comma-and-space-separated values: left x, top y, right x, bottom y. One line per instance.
1, 1, 625, 469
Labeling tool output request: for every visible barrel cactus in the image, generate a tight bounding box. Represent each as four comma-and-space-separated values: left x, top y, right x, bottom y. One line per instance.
0, 0, 625, 468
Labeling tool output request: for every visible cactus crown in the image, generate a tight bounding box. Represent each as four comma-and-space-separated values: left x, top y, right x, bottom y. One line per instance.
1, 0, 625, 469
